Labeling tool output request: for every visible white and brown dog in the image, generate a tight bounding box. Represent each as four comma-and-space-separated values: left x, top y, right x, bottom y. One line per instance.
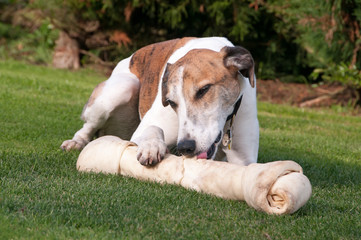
61, 37, 259, 166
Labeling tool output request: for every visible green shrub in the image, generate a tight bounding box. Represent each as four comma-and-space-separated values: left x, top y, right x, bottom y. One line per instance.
1, 0, 360, 94
0, 20, 58, 64
311, 63, 361, 89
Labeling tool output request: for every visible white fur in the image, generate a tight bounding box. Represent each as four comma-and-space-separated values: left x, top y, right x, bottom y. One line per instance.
168, 37, 234, 64
222, 76, 259, 165
61, 57, 140, 151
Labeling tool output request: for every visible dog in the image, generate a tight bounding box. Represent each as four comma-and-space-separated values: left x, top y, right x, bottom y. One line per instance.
61, 37, 259, 166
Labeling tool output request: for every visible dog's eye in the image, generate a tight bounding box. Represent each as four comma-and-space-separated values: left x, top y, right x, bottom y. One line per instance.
166, 99, 177, 108
196, 84, 212, 99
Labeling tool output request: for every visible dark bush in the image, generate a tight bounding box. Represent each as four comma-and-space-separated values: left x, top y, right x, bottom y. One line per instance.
1, 0, 360, 95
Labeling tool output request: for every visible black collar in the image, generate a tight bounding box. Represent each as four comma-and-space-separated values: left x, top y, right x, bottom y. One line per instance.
226, 95, 243, 122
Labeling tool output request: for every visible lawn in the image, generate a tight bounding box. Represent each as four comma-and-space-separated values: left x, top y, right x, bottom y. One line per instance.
1, 61, 360, 239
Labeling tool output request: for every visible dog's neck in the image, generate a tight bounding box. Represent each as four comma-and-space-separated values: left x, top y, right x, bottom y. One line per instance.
226, 95, 243, 122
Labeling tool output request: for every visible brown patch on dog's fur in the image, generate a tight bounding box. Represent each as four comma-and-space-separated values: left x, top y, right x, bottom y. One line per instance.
162, 63, 171, 107
129, 37, 195, 118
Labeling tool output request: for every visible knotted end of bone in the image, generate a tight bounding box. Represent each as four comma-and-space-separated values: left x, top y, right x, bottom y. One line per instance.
242, 161, 312, 214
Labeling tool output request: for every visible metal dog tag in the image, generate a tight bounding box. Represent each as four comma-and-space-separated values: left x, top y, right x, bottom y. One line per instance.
222, 129, 232, 150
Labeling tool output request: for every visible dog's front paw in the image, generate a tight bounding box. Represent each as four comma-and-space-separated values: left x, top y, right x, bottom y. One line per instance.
61, 139, 87, 151
136, 139, 167, 166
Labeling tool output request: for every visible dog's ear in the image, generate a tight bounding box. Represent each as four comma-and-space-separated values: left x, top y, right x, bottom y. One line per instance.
223, 46, 255, 88
162, 63, 171, 107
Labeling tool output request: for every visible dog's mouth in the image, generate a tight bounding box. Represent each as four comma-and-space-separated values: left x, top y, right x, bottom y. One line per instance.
197, 131, 222, 159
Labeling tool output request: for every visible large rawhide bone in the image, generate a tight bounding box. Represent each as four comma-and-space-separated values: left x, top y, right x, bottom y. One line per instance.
77, 136, 312, 215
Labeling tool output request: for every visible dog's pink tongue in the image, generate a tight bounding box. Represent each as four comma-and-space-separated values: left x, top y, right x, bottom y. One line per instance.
197, 152, 208, 159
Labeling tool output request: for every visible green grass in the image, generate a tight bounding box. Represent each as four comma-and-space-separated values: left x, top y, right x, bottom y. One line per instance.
1, 60, 360, 239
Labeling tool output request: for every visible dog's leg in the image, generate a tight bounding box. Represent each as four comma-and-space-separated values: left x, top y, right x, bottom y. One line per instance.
61, 59, 140, 151
130, 101, 178, 166
132, 125, 168, 166
223, 80, 259, 166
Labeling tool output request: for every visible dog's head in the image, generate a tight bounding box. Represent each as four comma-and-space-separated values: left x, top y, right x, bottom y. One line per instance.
162, 46, 254, 159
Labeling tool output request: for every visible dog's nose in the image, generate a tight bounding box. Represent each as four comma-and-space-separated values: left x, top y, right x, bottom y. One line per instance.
177, 139, 196, 156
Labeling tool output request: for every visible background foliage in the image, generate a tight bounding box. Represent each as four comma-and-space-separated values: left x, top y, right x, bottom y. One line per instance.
0, 0, 360, 90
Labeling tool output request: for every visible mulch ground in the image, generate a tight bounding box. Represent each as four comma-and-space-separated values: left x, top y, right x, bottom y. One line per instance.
257, 79, 360, 114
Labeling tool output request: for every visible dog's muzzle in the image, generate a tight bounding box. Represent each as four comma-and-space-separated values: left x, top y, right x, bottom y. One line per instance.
177, 132, 222, 159
177, 139, 196, 157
